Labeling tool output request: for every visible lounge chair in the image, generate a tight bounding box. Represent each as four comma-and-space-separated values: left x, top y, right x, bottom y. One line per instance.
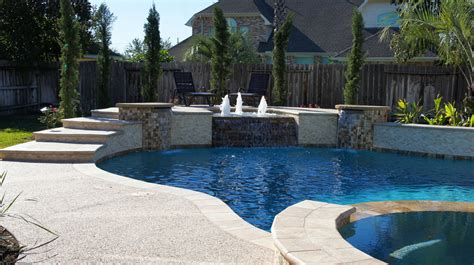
173, 72, 215, 106
230, 73, 270, 106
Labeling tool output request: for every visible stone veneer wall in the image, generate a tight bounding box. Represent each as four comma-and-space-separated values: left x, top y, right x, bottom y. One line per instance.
291, 112, 338, 146
171, 108, 213, 147
117, 103, 173, 150
336, 105, 391, 149
374, 123, 474, 159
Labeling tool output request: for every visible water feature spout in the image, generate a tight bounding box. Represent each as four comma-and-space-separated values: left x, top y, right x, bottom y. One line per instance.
235, 92, 244, 115
220, 95, 231, 116
257, 96, 267, 116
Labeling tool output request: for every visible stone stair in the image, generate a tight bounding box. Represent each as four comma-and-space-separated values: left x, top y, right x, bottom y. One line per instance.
91, 107, 119, 119
34, 128, 117, 144
0, 108, 142, 163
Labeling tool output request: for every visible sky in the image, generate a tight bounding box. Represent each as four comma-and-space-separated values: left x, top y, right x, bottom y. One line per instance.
89, 0, 216, 53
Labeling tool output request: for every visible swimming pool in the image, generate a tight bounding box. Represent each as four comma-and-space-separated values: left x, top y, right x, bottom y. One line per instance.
98, 148, 474, 230
339, 211, 474, 265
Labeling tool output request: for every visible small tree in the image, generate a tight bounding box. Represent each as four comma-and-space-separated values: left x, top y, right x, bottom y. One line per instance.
344, 9, 365, 105
94, 3, 116, 108
125, 38, 173, 63
142, 4, 162, 102
272, 14, 293, 106
210, 7, 231, 99
58, 0, 81, 118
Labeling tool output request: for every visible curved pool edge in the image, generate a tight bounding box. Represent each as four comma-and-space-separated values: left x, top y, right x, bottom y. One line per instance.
352, 200, 474, 222
72, 163, 277, 252
271, 200, 386, 265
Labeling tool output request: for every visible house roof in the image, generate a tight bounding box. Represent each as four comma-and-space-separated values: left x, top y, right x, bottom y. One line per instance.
185, 0, 435, 59
169, 36, 196, 62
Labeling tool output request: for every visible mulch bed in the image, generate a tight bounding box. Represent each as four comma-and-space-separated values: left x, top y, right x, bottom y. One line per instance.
0, 226, 20, 263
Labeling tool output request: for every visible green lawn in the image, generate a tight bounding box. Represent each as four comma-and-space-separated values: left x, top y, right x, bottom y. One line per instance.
0, 115, 45, 149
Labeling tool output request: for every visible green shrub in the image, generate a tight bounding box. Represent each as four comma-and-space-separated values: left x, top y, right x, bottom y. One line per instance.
39, 106, 63, 129
395, 99, 423, 124
422, 95, 445, 125
396, 96, 474, 127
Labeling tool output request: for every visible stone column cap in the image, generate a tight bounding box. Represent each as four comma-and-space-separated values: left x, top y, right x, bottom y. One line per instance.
116, 103, 174, 109
335, 104, 391, 111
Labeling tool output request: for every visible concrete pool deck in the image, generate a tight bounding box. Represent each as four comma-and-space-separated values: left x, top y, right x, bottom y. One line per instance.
0, 161, 283, 264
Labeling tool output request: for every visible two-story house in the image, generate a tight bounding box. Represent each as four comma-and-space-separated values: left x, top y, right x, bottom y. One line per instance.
169, 0, 436, 64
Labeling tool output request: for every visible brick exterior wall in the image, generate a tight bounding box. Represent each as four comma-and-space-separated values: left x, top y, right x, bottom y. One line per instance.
192, 15, 271, 50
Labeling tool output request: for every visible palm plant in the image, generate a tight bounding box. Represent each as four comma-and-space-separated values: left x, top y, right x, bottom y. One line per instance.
184, 32, 259, 64
382, 0, 474, 97
184, 36, 213, 62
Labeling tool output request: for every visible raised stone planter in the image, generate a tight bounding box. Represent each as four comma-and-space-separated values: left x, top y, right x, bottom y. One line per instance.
117, 103, 173, 150
336, 105, 391, 149
374, 123, 474, 159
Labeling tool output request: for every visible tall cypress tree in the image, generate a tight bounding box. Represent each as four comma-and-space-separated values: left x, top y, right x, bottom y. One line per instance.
272, 14, 293, 106
142, 4, 161, 102
58, 0, 81, 118
344, 9, 365, 105
210, 7, 231, 99
94, 3, 116, 108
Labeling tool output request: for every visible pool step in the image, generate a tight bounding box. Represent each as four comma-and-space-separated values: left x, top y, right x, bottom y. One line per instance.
91, 107, 119, 119
62, 117, 139, 131
34, 127, 118, 144
0, 141, 102, 163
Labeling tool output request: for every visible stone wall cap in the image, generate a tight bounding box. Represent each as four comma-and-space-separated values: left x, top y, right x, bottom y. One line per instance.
172, 106, 213, 115
116, 103, 174, 109
270, 107, 339, 116
335, 105, 391, 111
376, 122, 474, 131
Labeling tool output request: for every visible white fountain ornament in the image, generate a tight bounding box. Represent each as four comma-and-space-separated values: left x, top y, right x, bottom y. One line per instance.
257, 96, 267, 116
235, 92, 244, 115
220, 95, 231, 116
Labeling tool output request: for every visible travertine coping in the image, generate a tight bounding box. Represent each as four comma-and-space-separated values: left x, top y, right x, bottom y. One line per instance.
206, 105, 338, 116
172, 106, 213, 115
116, 103, 174, 108
376, 122, 474, 132
335, 105, 391, 111
272, 200, 386, 265
352, 200, 474, 222
73, 163, 276, 252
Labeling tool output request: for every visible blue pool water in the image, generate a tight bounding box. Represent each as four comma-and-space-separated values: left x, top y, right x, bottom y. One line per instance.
98, 148, 474, 230
339, 212, 474, 265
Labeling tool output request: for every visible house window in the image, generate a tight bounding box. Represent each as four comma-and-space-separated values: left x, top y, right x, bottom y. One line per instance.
295, 56, 314, 65
376, 12, 399, 27
208, 26, 215, 36
240, 26, 250, 37
226, 18, 238, 33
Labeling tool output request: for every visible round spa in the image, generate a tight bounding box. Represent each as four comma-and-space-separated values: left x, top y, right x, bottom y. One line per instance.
339, 211, 474, 265
97, 147, 474, 231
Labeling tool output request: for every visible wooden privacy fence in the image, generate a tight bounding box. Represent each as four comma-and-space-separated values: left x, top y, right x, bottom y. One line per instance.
0, 62, 59, 114
0, 61, 468, 114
